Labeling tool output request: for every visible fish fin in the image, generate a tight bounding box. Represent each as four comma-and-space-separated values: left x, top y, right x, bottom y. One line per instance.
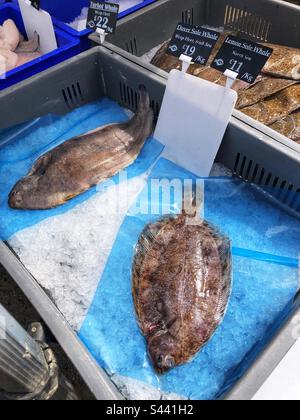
150, 40, 169, 66
16, 31, 40, 53
132, 218, 169, 319
209, 223, 233, 324
137, 85, 151, 114
28, 154, 51, 177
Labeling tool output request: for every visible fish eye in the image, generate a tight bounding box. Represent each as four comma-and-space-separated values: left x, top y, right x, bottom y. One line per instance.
164, 356, 175, 369
157, 355, 164, 366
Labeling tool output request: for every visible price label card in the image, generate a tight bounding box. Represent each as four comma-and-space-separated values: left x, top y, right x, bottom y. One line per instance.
167, 23, 220, 65
211, 35, 273, 83
30, 0, 40, 10
86, 1, 119, 34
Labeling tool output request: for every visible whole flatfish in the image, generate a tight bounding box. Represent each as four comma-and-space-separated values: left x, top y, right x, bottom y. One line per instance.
262, 43, 300, 80
270, 110, 300, 143
132, 211, 232, 374
9, 86, 153, 210
192, 66, 249, 92
236, 77, 297, 109
151, 33, 251, 92
151, 32, 231, 71
241, 84, 300, 126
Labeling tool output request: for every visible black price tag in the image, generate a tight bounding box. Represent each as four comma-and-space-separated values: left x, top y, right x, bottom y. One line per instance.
30, 0, 40, 10
167, 23, 220, 65
211, 35, 273, 83
86, 1, 119, 34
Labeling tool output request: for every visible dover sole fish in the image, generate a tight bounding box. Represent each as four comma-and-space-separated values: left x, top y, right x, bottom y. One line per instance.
132, 213, 232, 374
9, 86, 153, 210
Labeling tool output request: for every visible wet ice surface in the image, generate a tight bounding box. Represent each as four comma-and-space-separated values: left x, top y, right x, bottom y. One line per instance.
111, 374, 185, 400
67, 7, 89, 31
9, 175, 147, 331
67, 1, 144, 31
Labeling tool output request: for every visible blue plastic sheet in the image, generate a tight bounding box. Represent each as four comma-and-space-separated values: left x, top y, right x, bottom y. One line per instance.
0, 99, 164, 240
80, 157, 300, 400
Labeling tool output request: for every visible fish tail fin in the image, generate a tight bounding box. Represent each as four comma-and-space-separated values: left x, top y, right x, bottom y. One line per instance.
182, 181, 203, 219
132, 85, 154, 138
137, 85, 151, 114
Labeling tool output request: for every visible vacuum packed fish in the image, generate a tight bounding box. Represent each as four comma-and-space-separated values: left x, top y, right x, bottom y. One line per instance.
150, 33, 300, 141
270, 110, 300, 142
236, 77, 297, 109
9, 86, 153, 210
262, 43, 300, 80
132, 208, 232, 374
241, 84, 300, 126
151, 33, 247, 92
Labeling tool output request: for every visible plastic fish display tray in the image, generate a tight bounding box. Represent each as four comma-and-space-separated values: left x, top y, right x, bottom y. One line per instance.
0, 46, 299, 400
91, 0, 300, 154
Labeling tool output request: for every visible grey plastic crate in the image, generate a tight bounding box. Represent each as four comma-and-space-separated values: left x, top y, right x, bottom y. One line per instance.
0, 46, 299, 400
91, 0, 300, 154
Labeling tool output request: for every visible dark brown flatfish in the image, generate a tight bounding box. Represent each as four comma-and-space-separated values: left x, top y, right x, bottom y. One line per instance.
236, 77, 297, 109
151, 40, 182, 72
270, 110, 300, 142
262, 43, 300, 80
150, 32, 230, 74
150, 33, 250, 92
192, 66, 249, 92
9, 86, 153, 210
132, 214, 232, 374
241, 84, 300, 126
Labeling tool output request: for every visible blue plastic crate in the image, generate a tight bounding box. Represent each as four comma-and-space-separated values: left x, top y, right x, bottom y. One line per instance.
0, 3, 80, 91
28, 0, 158, 50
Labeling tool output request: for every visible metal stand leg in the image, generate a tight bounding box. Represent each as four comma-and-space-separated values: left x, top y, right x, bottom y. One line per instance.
0, 305, 79, 400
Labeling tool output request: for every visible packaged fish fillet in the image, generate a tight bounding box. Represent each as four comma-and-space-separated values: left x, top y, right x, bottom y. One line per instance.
236, 77, 297, 109
79, 156, 300, 400
241, 84, 300, 126
270, 110, 300, 143
262, 43, 300, 80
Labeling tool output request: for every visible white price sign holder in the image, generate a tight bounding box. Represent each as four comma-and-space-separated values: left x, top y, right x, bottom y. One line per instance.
96, 28, 106, 45
18, 0, 57, 54
154, 54, 238, 177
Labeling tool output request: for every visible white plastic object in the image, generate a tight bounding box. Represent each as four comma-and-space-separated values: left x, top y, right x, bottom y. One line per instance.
154, 69, 238, 177
96, 28, 106, 45
224, 69, 239, 90
253, 339, 300, 401
18, 0, 57, 54
180, 54, 193, 74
